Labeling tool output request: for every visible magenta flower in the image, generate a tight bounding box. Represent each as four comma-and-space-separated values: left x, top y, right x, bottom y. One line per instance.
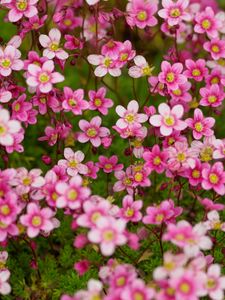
0, 45, 23, 77
194, 7, 221, 38
26, 60, 64, 93
158, 61, 187, 90
186, 108, 215, 140
0, 109, 21, 147
88, 87, 113, 115
158, 0, 191, 26
55, 175, 91, 209
11, 94, 32, 122
62, 87, 89, 115
143, 145, 168, 174
143, 199, 182, 225
200, 84, 225, 107
3, 0, 38, 23
20, 202, 56, 238
58, 147, 88, 176
150, 103, 187, 136
118, 195, 143, 223
96, 155, 123, 174
187, 159, 206, 187
184, 59, 208, 82
116, 100, 148, 129
126, 0, 158, 29
202, 162, 225, 195
204, 39, 225, 61
64, 35, 84, 51
78, 116, 110, 148
39, 28, 68, 60
88, 216, 127, 256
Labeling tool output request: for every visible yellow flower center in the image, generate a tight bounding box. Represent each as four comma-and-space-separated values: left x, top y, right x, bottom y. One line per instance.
94, 98, 102, 107
104, 163, 112, 170
52, 192, 58, 201
91, 295, 101, 300
87, 128, 97, 137
137, 11, 147, 21
16, 0, 27, 11
211, 45, 220, 53
209, 173, 219, 184
68, 98, 77, 107
134, 172, 143, 182
156, 213, 164, 222
192, 69, 201, 76
116, 276, 126, 287
192, 170, 200, 178
175, 233, 185, 241
63, 19, 72, 26
134, 292, 144, 300
39, 73, 50, 83
166, 72, 175, 83
91, 212, 101, 223
31, 216, 42, 227
213, 221, 221, 230
206, 278, 217, 289
202, 19, 211, 30
164, 116, 175, 126
211, 77, 219, 84
68, 189, 78, 201
103, 230, 114, 241
125, 113, 135, 123
194, 122, 203, 132
153, 156, 161, 165
166, 287, 175, 296
104, 57, 112, 68
120, 53, 128, 61
179, 283, 191, 294
1, 59, 11, 68
50, 43, 59, 51
208, 95, 217, 103
14, 103, 21, 112
68, 160, 78, 168
0, 205, 10, 216
23, 177, 32, 186
123, 177, 132, 185
170, 8, 181, 17
164, 262, 175, 271
173, 89, 182, 96
125, 208, 134, 217
0, 125, 6, 135
218, 59, 225, 66
200, 147, 213, 162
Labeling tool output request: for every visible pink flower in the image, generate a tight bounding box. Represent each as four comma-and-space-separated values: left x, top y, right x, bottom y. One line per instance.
194, 7, 221, 38
204, 210, 225, 232
78, 116, 110, 148
27, 60, 64, 93
200, 84, 225, 107
114, 40, 136, 68
204, 39, 225, 60
199, 198, 225, 211
85, 161, 99, 179
0, 192, 21, 225
202, 264, 225, 300
11, 94, 32, 122
87, 54, 121, 77
0, 270, 11, 295
20, 202, 56, 238
158, 0, 191, 26
58, 148, 88, 176
169, 82, 192, 103
74, 260, 90, 276
143, 145, 168, 174
77, 199, 111, 228
143, 199, 182, 225
64, 35, 84, 50
116, 100, 148, 129
0, 109, 21, 146
184, 59, 208, 82
158, 61, 187, 90
3, 0, 38, 23
187, 159, 206, 186
55, 175, 91, 209
96, 155, 123, 173
0, 45, 23, 77
186, 108, 215, 140
121, 279, 155, 300
88, 87, 113, 115
113, 169, 134, 194
126, 0, 158, 29
20, 15, 47, 38
39, 28, 68, 60
88, 216, 127, 256
150, 103, 187, 136
128, 55, 154, 78
118, 195, 143, 222
163, 220, 212, 256
62, 87, 89, 115
201, 162, 225, 195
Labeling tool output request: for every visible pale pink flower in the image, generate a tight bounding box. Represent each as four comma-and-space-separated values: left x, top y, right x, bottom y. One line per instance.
126, 0, 158, 29
62, 87, 89, 115
20, 202, 56, 238
88, 87, 113, 115
3, 0, 38, 23
143, 145, 168, 174
150, 103, 187, 136
87, 54, 121, 77
116, 100, 148, 129
194, 7, 221, 38
128, 55, 154, 78
204, 211, 225, 232
75, 279, 103, 300
0, 109, 21, 147
39, 28, 68, 60
202, 162, 225, 195
186, 108, 215, 140
78, 116, 110, 148
58, 148, 88, 176
158, 61, 187, 90
202, 264, 225, 300
27, 60, 64, 93
0, 270, 11, 295
213, 139, 225, 159
88, 216, 127, 256
0, 90, 12, 103
158, 0, 191, 26
0, 45, 23, 77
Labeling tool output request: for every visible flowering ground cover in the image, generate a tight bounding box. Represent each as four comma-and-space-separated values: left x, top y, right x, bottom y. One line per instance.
0, 0, 225, 299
